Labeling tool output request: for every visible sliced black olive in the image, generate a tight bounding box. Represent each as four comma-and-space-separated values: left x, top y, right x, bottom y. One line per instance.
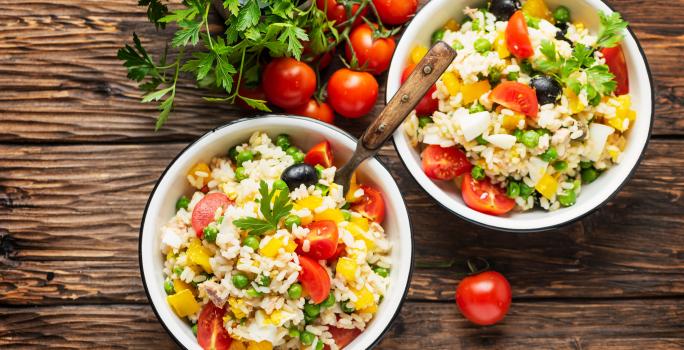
530, 76, 562, 106
554, 23, 574, 47
489, 0, 521, 21
281, 164, 318, 190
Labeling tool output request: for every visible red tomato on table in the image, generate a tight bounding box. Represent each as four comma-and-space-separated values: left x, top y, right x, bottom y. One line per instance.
262, 58, 316, 109
490, 81, 539, 118
197, 303, 232, 350
298, 220, 339, 260
316, 0, 368, 27
372, 0, 418, 25
601, 45, 629, 95
345, 23, 396, 75
401, 64, 438, 116
456, 271, 512, 326
192, 193, 232, 237
506, 11, 534, 59
304, 140, 334, 168
287, 99, 335, 124
350, 184, 385, 223
421, 145, 472, 181
461, 173, 515, 216
327, 68, 378, 119
297, 255, 331, 304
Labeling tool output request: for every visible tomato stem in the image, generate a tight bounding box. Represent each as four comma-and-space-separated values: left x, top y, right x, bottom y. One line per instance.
466, 257, 491, 275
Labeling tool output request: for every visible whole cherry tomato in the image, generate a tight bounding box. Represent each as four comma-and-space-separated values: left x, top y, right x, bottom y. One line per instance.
316, 0, 368, 27
192, 193, 232, 237
372, 0, 418, 25
287, 99, 335, 124
262, 58, 316, 109
421, 145, 472, 181
461, 173, 515, 216
298, 254, 331, 304
506, 11, 533, 59
327, 68, 378, 118
490, 81, 539, 118
456, 270, 512, 326
197, 303, 232, 350
350, 184, 385, 223
401, 64, 439, 116
601, 45, 629, 95
345, 23, 396, 75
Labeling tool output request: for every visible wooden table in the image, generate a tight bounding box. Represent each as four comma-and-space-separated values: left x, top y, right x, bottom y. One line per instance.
1, 0, 683, 348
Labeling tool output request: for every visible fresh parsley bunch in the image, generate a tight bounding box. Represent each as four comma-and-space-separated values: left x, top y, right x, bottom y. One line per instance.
233, 181, 293, 235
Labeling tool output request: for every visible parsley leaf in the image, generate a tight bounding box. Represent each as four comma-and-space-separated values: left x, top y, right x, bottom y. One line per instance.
117, 33, 161, 82
233, 181, 292, 235
138, 0, 169, 29
596, 12, 629, 48
237, 0, 261, 31
535, 40, 562, 74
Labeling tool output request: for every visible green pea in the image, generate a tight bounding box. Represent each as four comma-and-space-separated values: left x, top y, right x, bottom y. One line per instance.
246, 287, 262, 298
315, 184, 329, 196
292, 152, 305, 164
474, 38, 491, 53
553, 160, 568, 171
304, 303, 321, 317
164, 279, 175, 295
300, 331, 315, 346
475, 135, 488, 145
273, 179, 288, 191
340, 301, 355, 313
521, 130, 540, 148
304, 313, 316, 324
342, 210, 352, 222
553, 5, 571, 23
173, 266, 183, 276
507, 181, 521, 198
558, 190, 576, 207
520, 60, 533, 74
507, 71, 520, 81
315, 340, 324, 350
469, 103, 486, 114
524, 13, 540, 29
471, 166, 485, 181
284, 215, 301, 230
321, 293, 336, 308
243, 235, 260, 251
431, 28, 446, 45
418, 116, 433, 128
489, 68, 502, 85
192, 324, 198, 336
579, 161, 593, 169
581, 168, 599, 184
228, 146, 239, 161
286, 146, 300, 157
373, 266, 389, 278
288, 327, 300, 338
288, 283, 303, 299
258, 275, 271, 287
175, 196, 190, 211
472, 19, 481, 31
235, 167, 248, 181
236, 150, 254, 166
203, 225, 218, 243
519, 183, 534, 199
276, 134, 291, 149
232, 273, 249, 289
540, 147, 558, 162
452, 41, 465, 50
513, 129, 524, 142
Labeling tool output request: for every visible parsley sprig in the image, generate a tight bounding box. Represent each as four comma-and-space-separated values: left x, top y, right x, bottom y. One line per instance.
596, 12, 629, 49
233, 181, 292, 235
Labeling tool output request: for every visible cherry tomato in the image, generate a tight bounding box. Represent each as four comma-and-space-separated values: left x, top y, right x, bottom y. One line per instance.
302, 40, 335, 70
401, 64, 438, 116
287, 99, 335, 124
327, 68, 378, 119
461, 173, 515, 216
316, 0, 368, 27
297, 220, 339, 260
297, 254, 331, 304
506, 11, 534, 59
262, 58, 316, 109
304, 140, 334, 168
456, 271, 512, 326
421, 145, 472, 181
327, 242, 346, 262
372, 0, 418, 25
325, 327, 362, 349
197, 303, 232, 350
350, 184, 385, 223
192, 193, 232, 237
345, 23, 396, 75
490, 81, 539, 118
236, 83, 267, 110
601, 45, 629, 95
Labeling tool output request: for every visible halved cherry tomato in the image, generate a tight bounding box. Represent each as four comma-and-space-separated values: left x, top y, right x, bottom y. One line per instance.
601, 45, 629, 95
345, 23, 396, 75
350, 184, 385, 223
506, 11, 534, 59
304, 141, 334, 168
401, 64, 438, 116
298, 220, 339, 260
287, 99, 335, 124
192, 193, 232, 237
461, 173, 516, 216
456, 271, 512, 326
262, 58, 316, 109
197, 303, 232, 350
328, 242, 346, 262
327, 68, 378, 119
297, 255, 331, 304
325, 326, 362, 349
372, 0, 418, 25
316, 0, 368, 27
490, 81, 539, 118
421, 145, 472, 181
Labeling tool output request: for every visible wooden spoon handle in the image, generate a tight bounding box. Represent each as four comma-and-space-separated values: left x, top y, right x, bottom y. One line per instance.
361, 41, 457, 150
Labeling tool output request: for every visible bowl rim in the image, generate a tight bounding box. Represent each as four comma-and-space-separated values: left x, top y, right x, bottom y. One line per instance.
387, 0, 655, 232
138, 114, 414, 349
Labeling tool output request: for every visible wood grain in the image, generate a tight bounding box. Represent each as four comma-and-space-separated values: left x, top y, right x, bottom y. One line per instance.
0, 0, 682, 143
1, 300, 683, 349
2, 141, 683, 305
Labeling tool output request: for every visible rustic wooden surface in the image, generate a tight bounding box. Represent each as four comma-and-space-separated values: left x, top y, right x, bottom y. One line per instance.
1, 0, 683, 349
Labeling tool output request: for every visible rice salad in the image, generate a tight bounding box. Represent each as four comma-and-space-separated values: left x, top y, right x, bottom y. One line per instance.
160, 132, 391, 350
403, 0, 636, 215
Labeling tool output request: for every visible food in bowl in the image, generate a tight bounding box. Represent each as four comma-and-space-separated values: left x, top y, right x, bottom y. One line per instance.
159, 131, 391, 350
402, 0, 637, 216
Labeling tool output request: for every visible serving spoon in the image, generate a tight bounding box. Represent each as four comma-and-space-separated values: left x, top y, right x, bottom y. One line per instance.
335, 41, 457, 195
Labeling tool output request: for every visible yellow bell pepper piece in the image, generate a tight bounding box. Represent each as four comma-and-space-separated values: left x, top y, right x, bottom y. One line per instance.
187, 239, 213, 274
494, 31, 510, 58
260, 237, 284, 258
607, 116, 630, 133
564, 88, 585, 114
350, 216, 369, 231
173, 279, 195, 295
229, 297, 247, 319
230, 341, 248, 350
314, 208, 345, 223
294, 196, 323, 211
336, 257, 358, 282
345, 172, 361, 203
188, 162, 211, 187
444, 19, 460, 31
360, 303, 378, 314
285, 239, 298, 253
247, 341, 273, 350
461, 80, 491, 105
522, 0, 553, 22
615, 95, 636, 121
167, 289, 200, 317
346, 222, 375, 250
410, 45, 428, 65
574, 21, 585, 30
352, 287, 375, 310
442, 72, 461, 96
535, 173, 559, 200
502, 112, 525, 131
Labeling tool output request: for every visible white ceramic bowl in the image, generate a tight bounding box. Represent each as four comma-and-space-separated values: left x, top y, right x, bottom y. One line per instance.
139, 115, 413, 349
388, 0, 654, 232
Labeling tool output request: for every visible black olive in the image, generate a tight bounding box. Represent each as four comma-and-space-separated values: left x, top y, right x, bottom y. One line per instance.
489, 0, 521, 21
281, 164, 318, 190
554, 23, 574, 47
530, 76, 562, 105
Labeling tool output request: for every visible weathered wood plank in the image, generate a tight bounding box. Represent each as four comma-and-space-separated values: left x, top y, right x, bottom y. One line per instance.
0, 0, 681, 143
1, 300, 683, 349
1, 140, 683, 305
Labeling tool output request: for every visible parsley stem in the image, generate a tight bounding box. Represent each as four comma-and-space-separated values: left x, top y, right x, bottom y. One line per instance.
203, 3, 214, 51
230, 47, 247, 103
